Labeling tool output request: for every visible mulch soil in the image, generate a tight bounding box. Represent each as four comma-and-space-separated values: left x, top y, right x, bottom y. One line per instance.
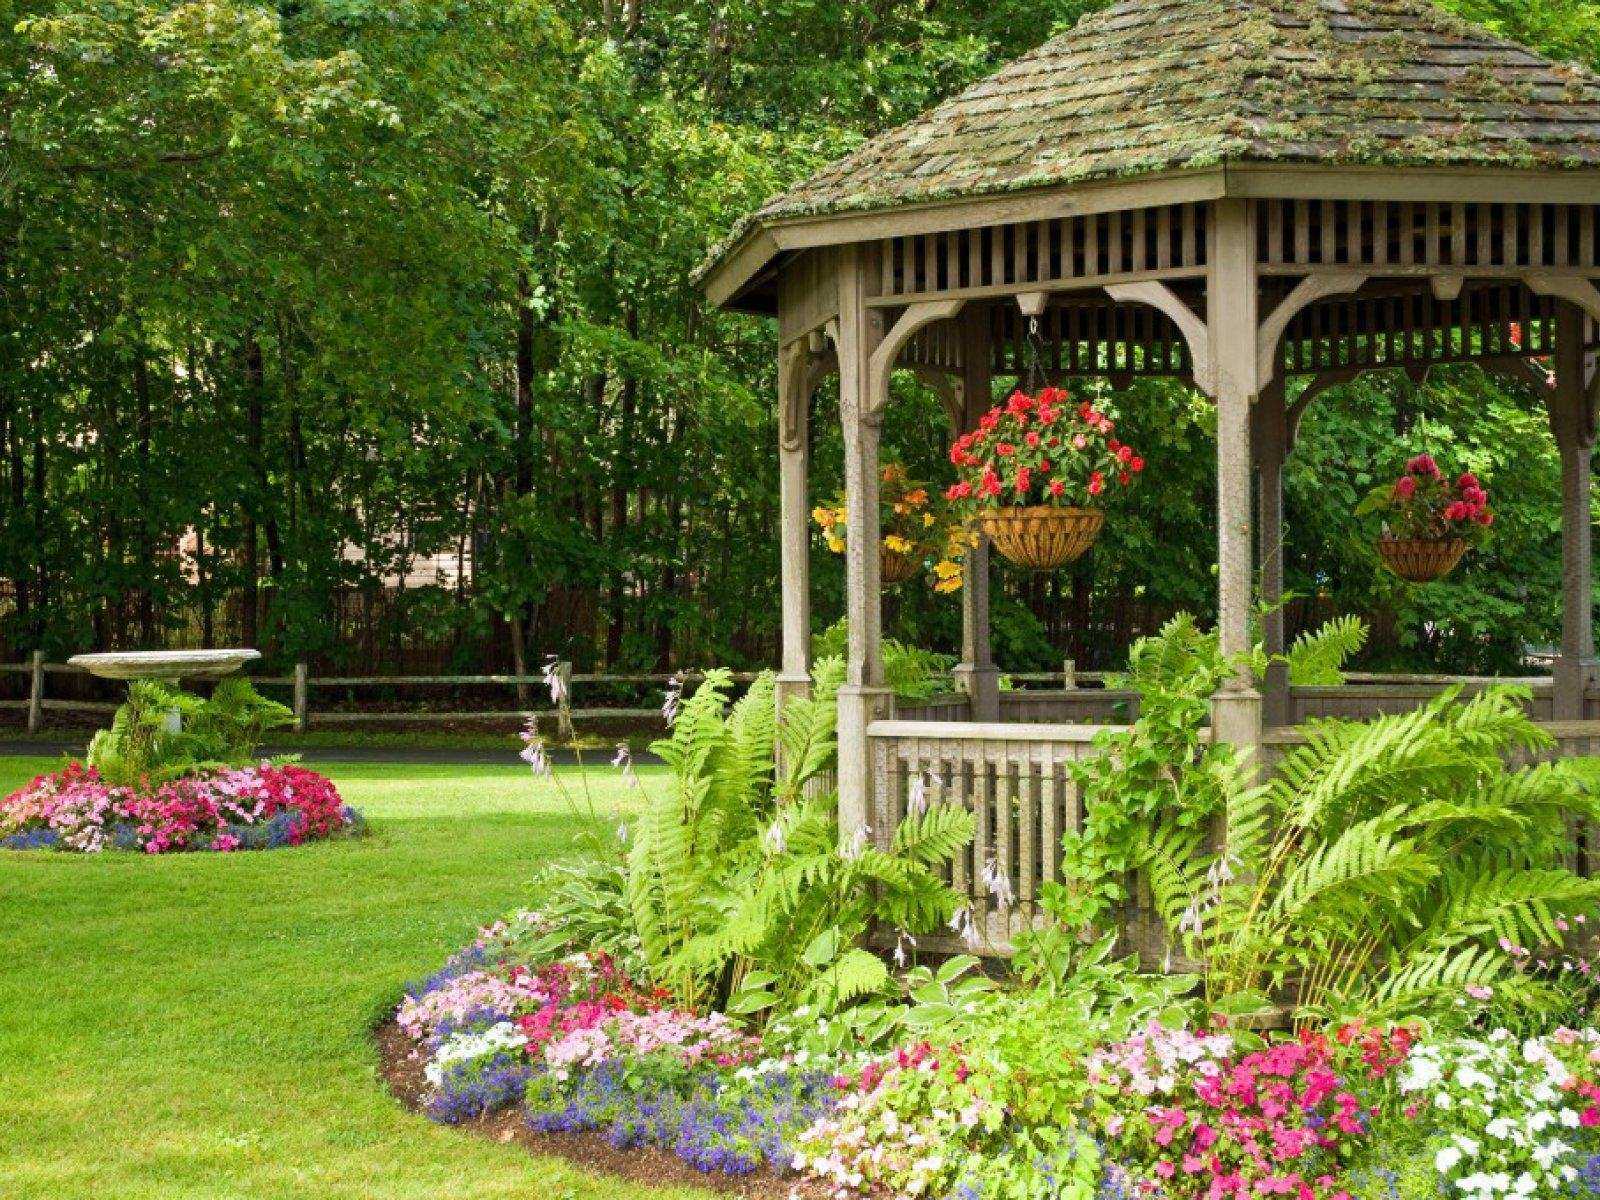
375, 1020, 822, 1198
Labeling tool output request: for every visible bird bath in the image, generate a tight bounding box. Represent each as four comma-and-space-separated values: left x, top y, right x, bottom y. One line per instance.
68, 649, 261, 732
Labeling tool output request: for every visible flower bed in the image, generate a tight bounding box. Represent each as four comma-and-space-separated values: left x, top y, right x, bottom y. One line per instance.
388, 911, 1600, 1200
0, 761, 362, 853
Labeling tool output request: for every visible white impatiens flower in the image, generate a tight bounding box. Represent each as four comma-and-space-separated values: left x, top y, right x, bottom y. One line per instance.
1404, 1031, 1594, 1198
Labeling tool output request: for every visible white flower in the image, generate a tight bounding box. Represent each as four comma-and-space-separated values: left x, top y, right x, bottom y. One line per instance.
906, 773, 929, 817
661, 673, 685, 726
1436, 1146, 1463, 1173
519, 735, 552, 776
979, 855, 1014, 908
542, 657, 568, 706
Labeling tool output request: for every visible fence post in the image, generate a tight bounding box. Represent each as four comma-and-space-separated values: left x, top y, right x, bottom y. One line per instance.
293, 662, 309, 732
1062, 658, 1077, 690
27, 650, 44, 734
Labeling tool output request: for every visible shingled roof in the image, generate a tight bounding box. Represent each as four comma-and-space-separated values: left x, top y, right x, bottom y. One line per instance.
700, 0, 1600, 298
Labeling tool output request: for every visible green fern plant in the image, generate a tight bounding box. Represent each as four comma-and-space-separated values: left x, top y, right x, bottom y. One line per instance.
1180, 688, 1600, 1021
624, 660, 972, 1017
86, 677, 294, 788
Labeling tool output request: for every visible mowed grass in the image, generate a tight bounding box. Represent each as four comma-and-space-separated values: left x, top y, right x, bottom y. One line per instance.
0, 756, 713, 1200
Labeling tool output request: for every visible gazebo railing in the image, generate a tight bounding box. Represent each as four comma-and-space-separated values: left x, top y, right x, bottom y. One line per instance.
897, 677, 1600, 728
867, 718, 1126, 952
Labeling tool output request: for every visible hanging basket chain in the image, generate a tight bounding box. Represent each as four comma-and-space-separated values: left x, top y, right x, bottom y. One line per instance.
1023, 314, 1047, 394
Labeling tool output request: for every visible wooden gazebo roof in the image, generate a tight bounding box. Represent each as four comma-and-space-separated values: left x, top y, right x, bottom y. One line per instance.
700, 0, 1600, 311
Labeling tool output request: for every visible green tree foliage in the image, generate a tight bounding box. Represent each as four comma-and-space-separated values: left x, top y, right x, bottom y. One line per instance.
2, 0, 1597, 675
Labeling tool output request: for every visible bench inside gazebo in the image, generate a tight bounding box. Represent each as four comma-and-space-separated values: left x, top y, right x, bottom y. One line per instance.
698, 0, 1600, 951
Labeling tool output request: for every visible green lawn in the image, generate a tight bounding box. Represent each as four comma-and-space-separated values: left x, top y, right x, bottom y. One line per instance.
0, 757, 711, 1200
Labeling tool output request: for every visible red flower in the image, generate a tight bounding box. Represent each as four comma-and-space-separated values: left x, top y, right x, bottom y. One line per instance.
1392, 475, 1416, 500
1130, 456, 1145, 473
1088, 471, 1105, 497
996, 442, 1015, 457
1117, 445, 1134, 464
1025, 430, 1041, 447
1049, 480, 1065, 497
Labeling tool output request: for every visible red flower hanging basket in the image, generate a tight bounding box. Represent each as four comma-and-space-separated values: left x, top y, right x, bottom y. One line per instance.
1359, 454, 1491, 583
944, 388, 1140, 573
978, 506, 1104, 571
1376, 536, 1468, 583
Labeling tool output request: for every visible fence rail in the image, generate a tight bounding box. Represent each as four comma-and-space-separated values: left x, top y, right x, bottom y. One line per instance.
0, 656, 767, 734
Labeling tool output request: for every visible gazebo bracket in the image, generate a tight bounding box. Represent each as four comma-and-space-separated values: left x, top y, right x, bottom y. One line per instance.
1485, 356, 1554, 396
868, 299, 966, 420
1430, 273, 1465, 302
1103, 281, 1212, 395
1523, 273, 1600, 326
779, 338, 837, 450
1256, 271, 1369, 385
1284, 367, 1361, 450
910, 364, 965, 429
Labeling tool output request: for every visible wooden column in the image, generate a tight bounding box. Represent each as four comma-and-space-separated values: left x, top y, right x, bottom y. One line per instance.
776, 338, 813, 716
1551, 300, 1597, 720
1207, 199, 1263, 754
952, 305, 1000, 719
1255, 377, 1290, 726
835, 245, 891, 849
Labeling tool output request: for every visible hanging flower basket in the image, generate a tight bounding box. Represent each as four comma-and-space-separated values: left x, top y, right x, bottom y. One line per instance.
880, 546, 919, 584
1376, 536, 1468, 583
1357, 454, 1492, 583
813, 463, 974, 592
944, 387, 1141, 571
978, 505, 1104, 571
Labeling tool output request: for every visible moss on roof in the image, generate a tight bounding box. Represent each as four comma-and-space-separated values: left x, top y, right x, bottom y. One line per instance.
699, 0, 1600, 288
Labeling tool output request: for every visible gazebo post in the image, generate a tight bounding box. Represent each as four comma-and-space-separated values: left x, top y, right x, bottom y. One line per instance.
835, 246, 891, 849
1256, 377, 1290, 727
1550, 301, 1597, 721
953, 304, 1000, 720
1207, 199, 1263, 757
776, 338, 813, 718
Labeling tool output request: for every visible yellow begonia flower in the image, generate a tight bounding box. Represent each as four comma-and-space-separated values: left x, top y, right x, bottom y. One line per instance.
923, 513, 936, 527
812, 507, 835, 528
884, 535, 912, 554
826, 534, 846, 553
933, 560, 961, 579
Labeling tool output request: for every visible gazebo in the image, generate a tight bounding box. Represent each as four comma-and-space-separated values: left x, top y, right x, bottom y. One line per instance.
698, 0, 1600, 949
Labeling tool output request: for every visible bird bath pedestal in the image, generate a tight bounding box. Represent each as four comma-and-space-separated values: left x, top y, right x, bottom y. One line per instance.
68, 649, 261, 732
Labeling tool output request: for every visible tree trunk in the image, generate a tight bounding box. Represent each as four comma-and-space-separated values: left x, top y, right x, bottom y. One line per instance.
241, 337, 264, 650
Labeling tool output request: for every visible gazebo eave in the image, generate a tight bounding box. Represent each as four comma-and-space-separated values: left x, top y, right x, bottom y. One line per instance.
702, 163, 1600, 316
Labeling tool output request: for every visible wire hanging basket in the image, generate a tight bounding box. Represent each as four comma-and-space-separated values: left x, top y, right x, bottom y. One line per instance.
980, 506, 1104, 571
1376, 536, 1468, 582
880, 547, 919, 584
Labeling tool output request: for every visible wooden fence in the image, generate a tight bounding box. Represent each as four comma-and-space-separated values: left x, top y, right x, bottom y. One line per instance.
0, 655, 762, 735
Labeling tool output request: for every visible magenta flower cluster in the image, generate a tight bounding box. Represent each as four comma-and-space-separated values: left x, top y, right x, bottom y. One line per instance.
0, 761, 359, 853
1089, 1021, 1407, 1199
